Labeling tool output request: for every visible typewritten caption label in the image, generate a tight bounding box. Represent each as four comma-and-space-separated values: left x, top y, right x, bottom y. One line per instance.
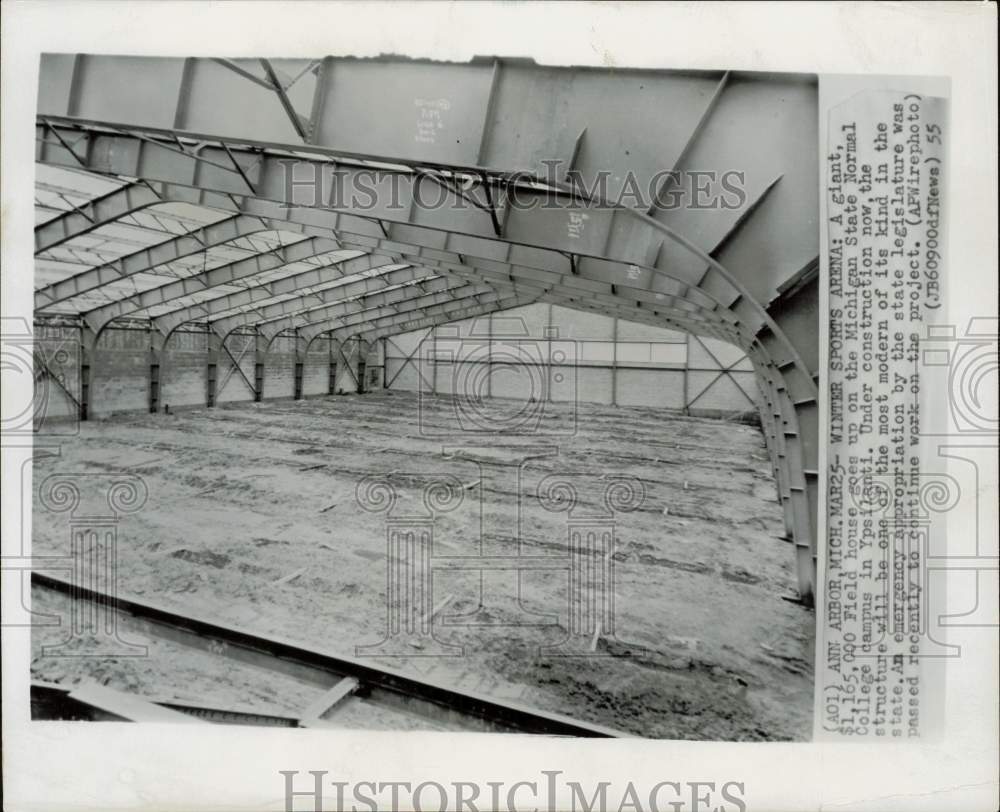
823, 90, 947, 740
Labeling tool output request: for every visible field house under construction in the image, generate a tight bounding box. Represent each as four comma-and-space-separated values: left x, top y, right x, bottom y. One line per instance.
28, 54, 819, 740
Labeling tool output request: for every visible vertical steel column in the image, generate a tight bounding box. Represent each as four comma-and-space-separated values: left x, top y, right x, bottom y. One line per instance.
334, 337, 337, 395
611, 316, 619, 407
206, 330, 220, 407
79, 325, 96, 421
356, 337, 367, 394
683, 334, 690, 415
546, 303, 554, 403
487, 311, 494, 399
254, 330, 265, 402
431, 326, 438, 395
149, 328, 165, 414
380, 337, 388, 388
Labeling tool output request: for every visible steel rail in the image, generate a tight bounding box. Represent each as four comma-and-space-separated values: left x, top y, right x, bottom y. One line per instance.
32, 571, 627, 737
31, 681, 301, 727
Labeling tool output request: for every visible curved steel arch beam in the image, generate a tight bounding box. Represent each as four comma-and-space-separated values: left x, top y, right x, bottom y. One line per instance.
173, 262, 431, 341
270, 281, 515, 352
33, 128, 745, 304
253, 274, 509, 346
35, 180, 160, 255
326, 293, 541, 346
92, 188, 740, 350
35, 168, 733, 326
297, 285, 539, 345
199, 241, 737, 351
81, 235, 345, 335
35, 212, 323, 311
305, 284, 747, 361
35, 125, 813, 392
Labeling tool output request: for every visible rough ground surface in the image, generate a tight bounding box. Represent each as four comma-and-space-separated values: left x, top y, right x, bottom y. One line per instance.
31, 391, 814, 740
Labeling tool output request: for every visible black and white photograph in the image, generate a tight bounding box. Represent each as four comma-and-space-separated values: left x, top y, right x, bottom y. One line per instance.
2, 3, 997, 812
26, 51, 821, 741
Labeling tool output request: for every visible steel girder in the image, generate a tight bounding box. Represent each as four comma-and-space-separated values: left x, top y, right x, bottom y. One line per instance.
275, 260, 742, 348
37, 55, 816, 300
35, 180, 154, 255
297, 285, 536, 345
320, 292, 538, 348
39, 180, 753, 353
305, 289, 537, 347
141, 230, 736, 346
248, 277, 523, 346
34, 127, 801, 356
137, 224, 729, 343
190, 244, 740, 347
36, 170, 734, 333
160, 263, 432, 339
79, 235, 346, 333
35, 213, 324, 310
40, 180, 745, 349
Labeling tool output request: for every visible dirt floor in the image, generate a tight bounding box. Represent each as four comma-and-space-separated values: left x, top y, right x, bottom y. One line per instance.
31, 390, 814, 740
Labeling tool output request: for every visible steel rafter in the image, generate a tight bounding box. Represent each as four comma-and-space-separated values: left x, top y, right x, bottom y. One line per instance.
235, 275, 508, 345
34, 127, 803, 357
35, 212, 330, 310
160, 262, 432, 339
80, 235, 343, 334
297, 285, 536, 345
35, 174, 727, 330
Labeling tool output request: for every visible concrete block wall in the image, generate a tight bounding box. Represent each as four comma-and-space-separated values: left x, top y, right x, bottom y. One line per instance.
90, 327, 152, 418
161, 329, 209, 409
31, 302, 760, 423
262, 335, 297, 400
30, 322, 376, 423
384, 303, 760, 418
301, 337, 332, 397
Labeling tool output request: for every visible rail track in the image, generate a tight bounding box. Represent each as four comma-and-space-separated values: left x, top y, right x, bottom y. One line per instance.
31, 572, 626, 736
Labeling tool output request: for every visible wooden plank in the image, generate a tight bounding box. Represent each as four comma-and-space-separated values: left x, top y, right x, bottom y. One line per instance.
69, 683, 205, 724
298, 677, 359, 725
272, 567, 307, 586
